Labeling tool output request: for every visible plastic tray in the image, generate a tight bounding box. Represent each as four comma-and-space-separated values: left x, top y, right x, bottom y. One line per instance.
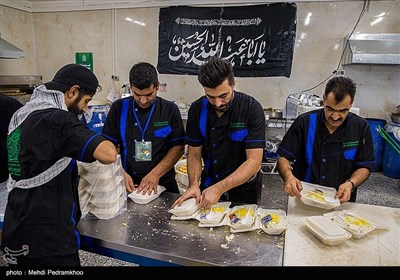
300, 181, 340, 210
228, 204, 257, 230
196, 202, 231, 225
302, 216, 351, 246
323, 210, 377, 239
258, 208, 287, 235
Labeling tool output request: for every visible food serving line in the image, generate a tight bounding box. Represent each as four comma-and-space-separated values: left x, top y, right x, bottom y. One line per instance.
0, 181, 398, 266
77, 192, 284, 266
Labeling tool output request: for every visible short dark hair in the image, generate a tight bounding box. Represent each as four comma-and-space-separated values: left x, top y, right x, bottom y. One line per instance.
324, 76, 356, 104
129, 62, 159, 90
197, 57, 235, 88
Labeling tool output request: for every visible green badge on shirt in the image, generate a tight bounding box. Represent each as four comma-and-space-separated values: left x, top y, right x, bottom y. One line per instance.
343, 141, 359, 148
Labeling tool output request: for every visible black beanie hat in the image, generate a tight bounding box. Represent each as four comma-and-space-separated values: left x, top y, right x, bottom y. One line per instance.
44, 63, 99, 93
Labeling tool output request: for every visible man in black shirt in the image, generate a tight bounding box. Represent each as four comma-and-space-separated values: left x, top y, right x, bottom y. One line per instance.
0, 95, 23, 183
102, 62, 185, 195
277, 76, 375, 203
173, 57, 265, 208
1, 64, 117, 267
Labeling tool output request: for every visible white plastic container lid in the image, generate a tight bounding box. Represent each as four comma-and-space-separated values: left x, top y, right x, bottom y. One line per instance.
302, 216, 352, 246
168, 197, 200, 217
128, 185, 166, 205
307, 216, 347, 237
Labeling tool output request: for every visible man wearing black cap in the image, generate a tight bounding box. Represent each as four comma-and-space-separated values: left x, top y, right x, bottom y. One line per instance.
1, 63, 118, 267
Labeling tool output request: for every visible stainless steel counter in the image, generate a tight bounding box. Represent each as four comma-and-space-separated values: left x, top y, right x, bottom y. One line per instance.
77, 192, 284, 266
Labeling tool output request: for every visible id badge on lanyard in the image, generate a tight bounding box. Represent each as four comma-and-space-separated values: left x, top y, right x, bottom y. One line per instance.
133, 100, 156, 162
135, 140, 152, 161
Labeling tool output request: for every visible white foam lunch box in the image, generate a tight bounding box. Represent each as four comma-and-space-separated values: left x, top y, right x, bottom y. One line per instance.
302, 215, 352, 246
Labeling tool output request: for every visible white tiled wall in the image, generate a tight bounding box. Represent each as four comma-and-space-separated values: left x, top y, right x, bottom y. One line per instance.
0, 1, 399, 120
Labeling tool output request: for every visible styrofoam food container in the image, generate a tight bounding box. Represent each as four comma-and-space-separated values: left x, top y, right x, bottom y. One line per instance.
258, 208, 287, 235
82, 176, 124, 193
81, 173, 124, 188
175, 159, 189, 186
89, 185, 125, 203
90, 188, 126, 208
128, 185, 166, 205
324, 210, 376, 239
300, 181, 340, 210
196, 202, 231, 225
79, 165, 122, 179
91, 196, 126, 219
302, 215, 352, 246
168, 197, 200, 217
174, 158, 204, 187
228, 204, 258, 230
78, 155, 122, 173
91, 194, 126, 210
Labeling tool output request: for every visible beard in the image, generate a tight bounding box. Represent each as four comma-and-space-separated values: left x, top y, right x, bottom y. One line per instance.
68, 98, 83, 116
214, 105, 228, 113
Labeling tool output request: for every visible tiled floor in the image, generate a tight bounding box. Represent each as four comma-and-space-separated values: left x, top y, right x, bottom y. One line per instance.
0, 172, 398, 267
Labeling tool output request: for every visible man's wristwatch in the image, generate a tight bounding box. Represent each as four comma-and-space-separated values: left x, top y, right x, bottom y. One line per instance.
346, 179, 355, 192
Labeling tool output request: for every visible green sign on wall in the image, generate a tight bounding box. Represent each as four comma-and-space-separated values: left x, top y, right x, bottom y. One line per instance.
75, 52, 93, 72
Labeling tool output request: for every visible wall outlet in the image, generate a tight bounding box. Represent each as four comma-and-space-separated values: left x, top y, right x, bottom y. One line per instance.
332, 69, 345, 76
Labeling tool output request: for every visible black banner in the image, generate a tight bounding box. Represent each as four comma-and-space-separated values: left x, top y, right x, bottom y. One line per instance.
157, 3, 297, 77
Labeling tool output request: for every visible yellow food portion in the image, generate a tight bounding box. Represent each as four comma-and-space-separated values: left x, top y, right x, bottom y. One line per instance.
233, 208, 255, 218
200, 207, 226, 214
178, 165, 187, 174
305, 191, 325, 202
177, 160, 204, 174
344, 215, 371, 228
265, 213, 280, 224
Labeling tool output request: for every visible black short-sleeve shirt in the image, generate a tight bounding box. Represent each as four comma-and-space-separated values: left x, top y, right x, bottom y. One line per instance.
102, 96, 185, 190
185, 91, 265, 203
2, 108, 106, 257
277, 109, 375, 201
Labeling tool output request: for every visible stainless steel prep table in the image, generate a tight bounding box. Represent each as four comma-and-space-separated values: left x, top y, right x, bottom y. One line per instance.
77, 192, 284, 266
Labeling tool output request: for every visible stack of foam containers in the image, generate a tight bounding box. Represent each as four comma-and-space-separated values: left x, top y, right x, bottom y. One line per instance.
77, 155, 126, 219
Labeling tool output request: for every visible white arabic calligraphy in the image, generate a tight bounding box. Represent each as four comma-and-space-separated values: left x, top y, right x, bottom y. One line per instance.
174, 17, 262, 26
168, 29, 267, 66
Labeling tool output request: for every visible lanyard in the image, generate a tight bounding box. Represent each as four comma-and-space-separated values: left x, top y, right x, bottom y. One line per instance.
132, 99, 156, 141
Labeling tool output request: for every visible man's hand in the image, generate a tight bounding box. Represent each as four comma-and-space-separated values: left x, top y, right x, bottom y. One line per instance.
336, 181, 353, 204
137, 172, 159, 195
171, 184, 201, 208
199, 185, 223, 208
283, 175, 303, 197
123, 170, 137, 193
